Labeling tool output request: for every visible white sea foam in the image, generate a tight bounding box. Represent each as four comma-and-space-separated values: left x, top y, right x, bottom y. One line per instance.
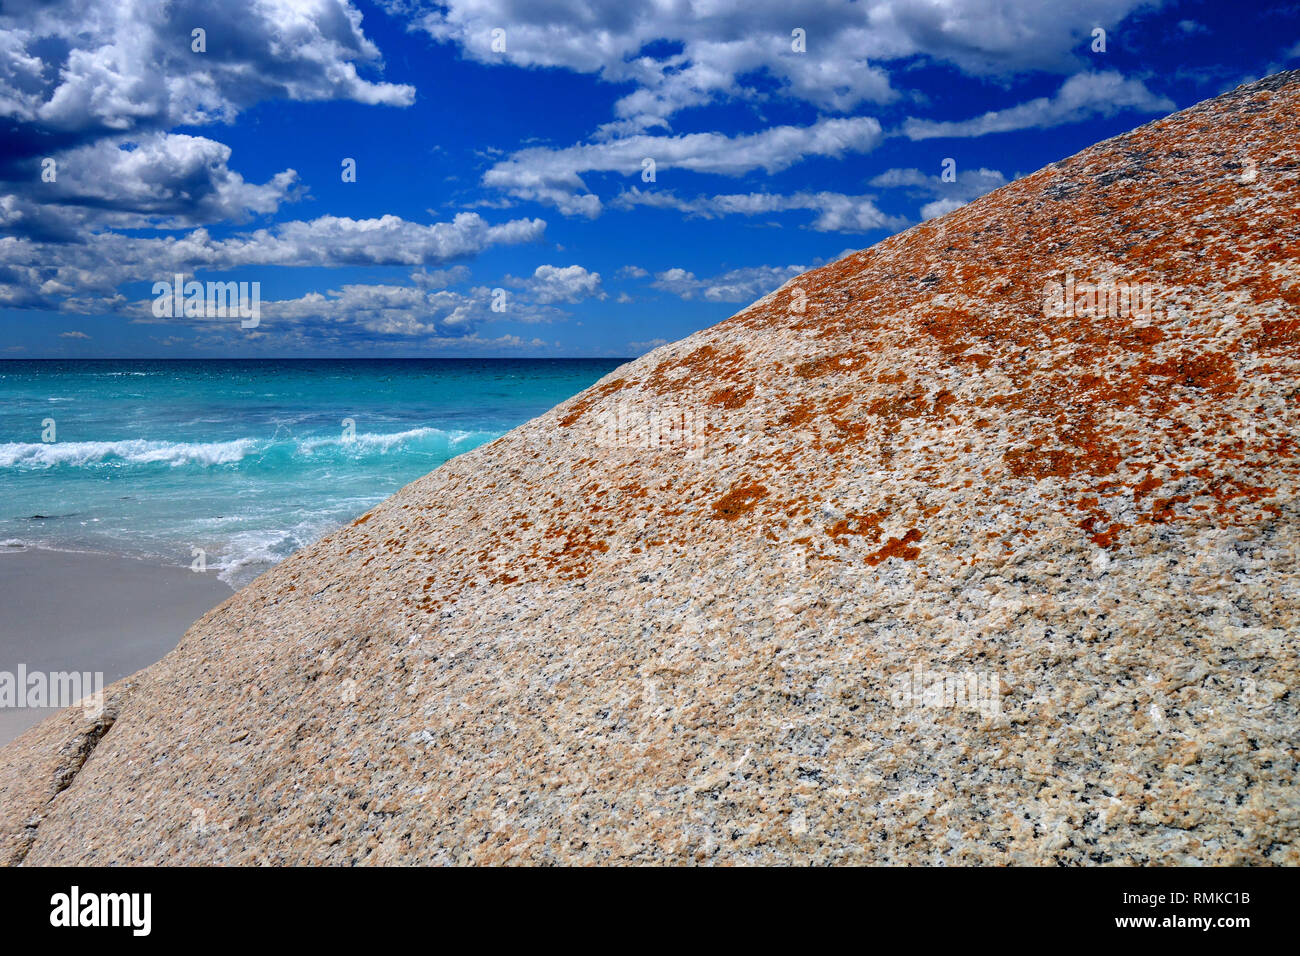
211, 519, 344, 587
0, 424, 505, 583
0, 427, 499, 471
0, 438, 257, 469
295, 426, 488, 455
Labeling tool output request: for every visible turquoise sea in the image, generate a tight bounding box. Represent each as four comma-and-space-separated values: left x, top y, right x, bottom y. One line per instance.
0, 359, 623, 586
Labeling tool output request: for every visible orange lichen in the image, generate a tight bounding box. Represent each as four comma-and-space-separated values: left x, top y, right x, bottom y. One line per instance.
710, 483, 768, 521
406, 74, 1300, 583
864, 529, 922, 565
779, 402, 816, 428
1138, 350, 1239, 397
558, 378, 628, 427
1133, 476, 1164, 500
825, 510, 888, 545
793, 352, 873, 379
707, 383, 755, 408
644, 344, 747, 395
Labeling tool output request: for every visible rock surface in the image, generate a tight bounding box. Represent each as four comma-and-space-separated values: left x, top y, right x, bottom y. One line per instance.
3, 73, 1298, 865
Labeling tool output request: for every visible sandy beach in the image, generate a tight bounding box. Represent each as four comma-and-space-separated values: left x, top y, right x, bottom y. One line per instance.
0, 548, 232, 746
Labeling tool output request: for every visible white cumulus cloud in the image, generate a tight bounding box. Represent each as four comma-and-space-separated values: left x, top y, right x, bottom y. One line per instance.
902, 72, 1174, 140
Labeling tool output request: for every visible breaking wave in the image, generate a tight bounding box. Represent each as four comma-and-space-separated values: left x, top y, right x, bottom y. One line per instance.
0, 427, 497, 471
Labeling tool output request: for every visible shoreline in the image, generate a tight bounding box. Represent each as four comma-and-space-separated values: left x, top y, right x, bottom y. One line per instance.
0, 547, 233, 746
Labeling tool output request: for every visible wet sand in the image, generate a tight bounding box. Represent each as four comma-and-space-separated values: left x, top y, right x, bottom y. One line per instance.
0, 548, 232, 745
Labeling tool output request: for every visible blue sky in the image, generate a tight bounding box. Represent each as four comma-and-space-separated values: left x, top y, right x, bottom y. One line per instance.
1, 0, 1297, 358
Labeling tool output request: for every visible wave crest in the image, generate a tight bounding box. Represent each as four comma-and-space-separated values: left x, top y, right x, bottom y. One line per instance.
0, 427, 500, 471
0, 438, 256, 469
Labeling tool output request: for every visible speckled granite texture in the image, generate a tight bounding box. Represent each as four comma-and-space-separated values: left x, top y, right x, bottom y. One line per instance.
2, 73, 1297, 865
